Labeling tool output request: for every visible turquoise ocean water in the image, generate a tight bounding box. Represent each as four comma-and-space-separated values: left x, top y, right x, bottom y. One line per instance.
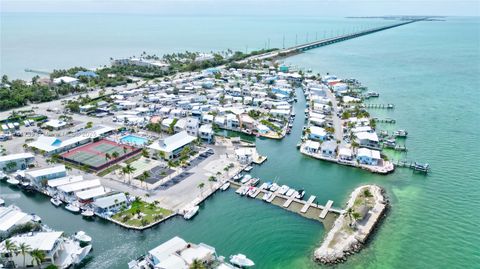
1, 14, 479, 269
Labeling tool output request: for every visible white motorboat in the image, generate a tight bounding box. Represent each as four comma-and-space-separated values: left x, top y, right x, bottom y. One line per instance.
269, 183, 280, 192
81, 210, 95, 218
0, 171, 7, 180
230, 254, 254, 267
30, 213, 42, 222
278, 185, 290, 195
247, 178, 259, 186
259, 182, 269, 190
247, 187, 257, 198
235, 186, 245, 195
220, 182, 230, 191
240, 175, 252, 184
241, 186, 249, 196
232, 174, 243, 181
65, 203, 80, 213
50, 197, 63, 207
295, 190, 306, 200
6, 178, 19, 186
285, 188, 295, 197
74, 231, 92, 245
183, 206, 199, 220
0, 198, 4, 206
262, 191, 273, 201
20, 181, 30, 188
243, 166, 253, 172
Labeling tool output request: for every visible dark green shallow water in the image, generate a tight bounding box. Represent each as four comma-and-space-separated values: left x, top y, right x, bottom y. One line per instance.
1, 17, 479, 269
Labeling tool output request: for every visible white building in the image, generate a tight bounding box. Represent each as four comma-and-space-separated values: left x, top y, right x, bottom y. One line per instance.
92, 193, 127, 215
148, 131, 197, 160
198, 124, 214, 143
0, 153, 35, 172
53, 76, 79, 86
0, 205, 33, 236
25, 165, 67, 187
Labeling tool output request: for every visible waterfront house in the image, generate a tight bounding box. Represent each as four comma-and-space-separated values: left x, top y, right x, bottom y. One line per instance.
53, 76, 79, 86
144, 236, 216, 269
92, 193, 127, 215
0, 153, 35, 172
338, 147, 354, 161
321, 140, 337, 158
0, 205, 33, 237
304, 140, 320, 154
356, 148, 381, 166
47, 175, 84, 196
75, 70, 98, 78
198, 124, 214, 143
44, 119, 68, 130
56, 179, 102, 202
185, 117, 200, 137
355, 132, 380, 149
308, 126, 328, 141
25, 165, 67, 187
75, 186, 109, 204
148, 131, 197, 160
225, 114, 240, 129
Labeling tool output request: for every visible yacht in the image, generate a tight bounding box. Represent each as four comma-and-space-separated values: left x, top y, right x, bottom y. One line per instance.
285, 188, 295, 197
278, 185, 290, 195
30, 213, 42, 223
232, 174, 243, 181
81, 210, 95, 218
220, 182, 230, 191
259, 182, 269, 190
240, 175, 252, 184
269, 183, 280, 192
243, 166, 253, 172
236, 186, 245, 195
230, 254, 254, 268
65, 203, 80, 213
262, 191, 273, 202
394, 129, 408, 137
295, 189, 306, 200
241, 186, 250, 196
0, 198, 4, 206
183, 206, 199, 220
50, 197, 63, 207
247, 187, 257, 198
74, 231, 92, 246
247, 178, 259, 186
6, 177, 20, 186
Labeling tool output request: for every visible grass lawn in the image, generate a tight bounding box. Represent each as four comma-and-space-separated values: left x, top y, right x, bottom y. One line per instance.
111, 199, 172, 227
97, 164, 121, 177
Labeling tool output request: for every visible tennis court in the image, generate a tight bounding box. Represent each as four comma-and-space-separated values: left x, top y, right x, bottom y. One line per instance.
61, 139, 141, 170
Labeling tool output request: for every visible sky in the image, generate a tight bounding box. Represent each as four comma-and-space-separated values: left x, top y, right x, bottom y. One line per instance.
1, 0, 479, 16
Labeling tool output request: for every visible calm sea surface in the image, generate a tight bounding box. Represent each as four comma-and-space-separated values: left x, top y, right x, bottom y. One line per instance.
1, 14, 479, 269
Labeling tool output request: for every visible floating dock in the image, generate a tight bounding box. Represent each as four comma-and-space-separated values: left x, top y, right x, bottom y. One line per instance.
301, 195, 316, 213
319, 200, 334, 219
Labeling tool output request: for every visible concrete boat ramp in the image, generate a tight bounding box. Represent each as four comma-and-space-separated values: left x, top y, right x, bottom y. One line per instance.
230, 181, 342, 226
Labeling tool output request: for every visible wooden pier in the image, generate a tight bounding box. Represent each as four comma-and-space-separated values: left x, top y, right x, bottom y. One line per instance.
363, 103, 395, 109
229, 181, 342, 225
373, 117, 396, 124
394, 160, 431, 173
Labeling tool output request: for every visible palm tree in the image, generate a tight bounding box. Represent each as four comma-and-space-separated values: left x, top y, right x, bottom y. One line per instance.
198, 182, 205, 197
30, 248, 46, 268
5, 161, 17, 172
105, 153, 111, 161
123, 146, 128, 154
123, 164, 136, 184
112, 151, 119, 159
345, 208, 354, 225
18, 242, 32, 268
189, 259, 206, 269
208, 176, 217, 191
363, 189, 373, 205
4, 239, 17, 265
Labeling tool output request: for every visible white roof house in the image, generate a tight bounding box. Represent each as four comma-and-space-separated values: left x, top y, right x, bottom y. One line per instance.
0, 153, 34, 164
48, 175, 84, 188
357, 148, 381, 159
0, 153, 35, 171
57, 179, 101, 194
45, 119, 68, 130
0, 206, 33, 233
0, 232, 63, 251
92, 193, 127, 210
75, 186, 108, 201
148, 131, 197, 159
356, 131, 379, 142
27, 135, 89, 155
149, 236, 188, 263
25, 165, 67, 183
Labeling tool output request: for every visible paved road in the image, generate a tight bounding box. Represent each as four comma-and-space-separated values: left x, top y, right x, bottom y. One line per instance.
325, 88, 344, 144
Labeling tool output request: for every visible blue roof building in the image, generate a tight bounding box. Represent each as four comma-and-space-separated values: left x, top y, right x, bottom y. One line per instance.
75, 71, 98, 78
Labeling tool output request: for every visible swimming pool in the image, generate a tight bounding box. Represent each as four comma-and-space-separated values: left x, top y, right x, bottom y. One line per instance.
120, 135, 148, 146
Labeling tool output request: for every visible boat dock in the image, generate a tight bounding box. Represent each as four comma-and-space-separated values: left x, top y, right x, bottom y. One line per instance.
229, 181, 342, 226
301, 195, 316, 213
373, 117, 396, 124
394, 160, 431, 173
319, 200, 333, 219
363, 103, 395, 109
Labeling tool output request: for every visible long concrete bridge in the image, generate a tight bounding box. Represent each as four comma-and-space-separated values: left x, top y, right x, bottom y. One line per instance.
239, 19, 423, 63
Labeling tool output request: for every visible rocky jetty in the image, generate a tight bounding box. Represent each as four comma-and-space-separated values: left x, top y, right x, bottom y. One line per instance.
314, 185, 388, 265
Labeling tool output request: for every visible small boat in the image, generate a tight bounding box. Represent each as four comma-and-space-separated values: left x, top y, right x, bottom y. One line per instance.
243, 166, 253, 172
20, 181, 30, 188
65, 203, 80, 213
295, 189, 306, 200
230, 254, 255, 268
50, 197, 63, 207
232, 174, 243, 181
262, 191, 273, 202
241, 186, 249, 196
394, 130, 408, 137
183, 206, 199, 220
269, 183, 280, 192
278, 185, 290, 195
0, 171, 7, 180
30, 213, 42, 223
236, 186, 245, 195
248, 178, 259, 186
285, 188, 296, 197
0, 198, 4, 206
240, 175, 252, 184
259, 182, 269, 190
6, 178, 20, 186
247, 187, 257, 198
74, 231, 92, 247
220, 182, 230, 191
81, 210, 95, 218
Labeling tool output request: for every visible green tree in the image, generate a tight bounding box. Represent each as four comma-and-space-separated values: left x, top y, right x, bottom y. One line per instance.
112, 151, 119, 159
4, 239, 17, 265
189, 259, 206, 269
18, 242, 32, 268
30, 248, 46, 268
198, 182, 205, 197
105, 153, 111, 161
